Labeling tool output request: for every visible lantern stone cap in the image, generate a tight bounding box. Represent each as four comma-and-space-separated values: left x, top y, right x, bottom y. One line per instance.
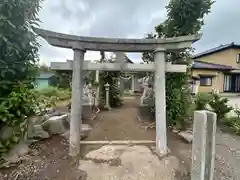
104, 83, 110, 87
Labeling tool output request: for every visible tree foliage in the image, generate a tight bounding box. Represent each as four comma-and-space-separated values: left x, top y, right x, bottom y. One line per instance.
0, 84, 40, 157
143, 0, 214, 129
209, 93, 233, 121
0, 0, 42, 159
49, 71, 72, 89
39, 63, 51, 72
0, 0, 42, 101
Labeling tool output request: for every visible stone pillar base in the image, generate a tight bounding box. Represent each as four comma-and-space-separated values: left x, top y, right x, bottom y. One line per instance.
82, 104, 95, 120
138, 105, 155, 122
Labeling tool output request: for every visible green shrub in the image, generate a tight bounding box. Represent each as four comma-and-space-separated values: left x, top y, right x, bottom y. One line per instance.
146, 94, 194, 130
36, 87, 71, 101
0, 0, 44, 160
165, 84, 194, 130
222, 117, 240, 135
49, 72, 72, 89
234, 107, 240, 119
230, 121, 240, 135
209, 93, 233, 121
0, 83, 47, 158
36, 87, 59, 97
195, 92, 213, 110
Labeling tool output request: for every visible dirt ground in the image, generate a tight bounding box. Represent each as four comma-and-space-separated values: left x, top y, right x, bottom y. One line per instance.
84, 97, 156, 141
0, 97, 191, 180
0, 136, 82, 180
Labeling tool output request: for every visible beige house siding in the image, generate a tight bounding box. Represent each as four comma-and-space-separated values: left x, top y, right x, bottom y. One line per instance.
194, 48, 240, 68
192, 69, 225, 93
192, 47, 240, 93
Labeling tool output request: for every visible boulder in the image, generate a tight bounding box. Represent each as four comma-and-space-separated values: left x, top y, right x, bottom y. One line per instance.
0, 126, 14, 140
47, 111, 66, 118
178, 131, 193, 143
46, 107, 55, 114
28, 124, 50, 139
68, 102, 94, 120
81, 124, 93, 138
28, 115, 50, 139
61, 131, 70, 139
61, 124, 92, 140
29, 115, 48, 125
138, 105, 154, 122
82, 105, 94, 120
0, 125, 28, 141
42, 114, 69, 135
3, 140, 29, 164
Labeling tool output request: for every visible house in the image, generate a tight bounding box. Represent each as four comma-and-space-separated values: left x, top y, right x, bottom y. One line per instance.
35, 72, 53, 90
191, 42, 240, 94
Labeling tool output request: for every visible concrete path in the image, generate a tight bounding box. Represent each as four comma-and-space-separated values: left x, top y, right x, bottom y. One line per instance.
79, 145, 188, 180
227, 97, 240, 108
225, 96, 240, 117
213, 129, 240, 180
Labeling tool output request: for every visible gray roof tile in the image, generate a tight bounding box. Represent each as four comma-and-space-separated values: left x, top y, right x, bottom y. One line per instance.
192, 61, 233, 70
193, 42, 240, 59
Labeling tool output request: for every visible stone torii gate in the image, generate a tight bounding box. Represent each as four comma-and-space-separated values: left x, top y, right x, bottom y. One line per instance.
34, 27, 200, 156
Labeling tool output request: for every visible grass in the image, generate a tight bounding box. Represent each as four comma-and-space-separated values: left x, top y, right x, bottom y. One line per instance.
34, 87, 71, 108
220, 116, 240, 135
36, 87, 71, 100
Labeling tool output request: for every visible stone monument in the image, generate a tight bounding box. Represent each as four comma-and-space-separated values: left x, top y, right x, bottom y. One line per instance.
191, 110, 216, 180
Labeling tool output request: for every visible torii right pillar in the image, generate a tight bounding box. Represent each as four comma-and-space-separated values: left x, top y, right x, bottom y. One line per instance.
154, 48, 167, 155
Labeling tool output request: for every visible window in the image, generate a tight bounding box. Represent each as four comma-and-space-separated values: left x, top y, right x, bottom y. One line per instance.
224, 75, 232, 92
237, 54, 240, 63
200, 77, 212, 86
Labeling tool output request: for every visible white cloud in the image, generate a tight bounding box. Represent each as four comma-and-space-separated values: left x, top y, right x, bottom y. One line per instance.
38, 0, 168, 65
38, 0, 240, 65
193, 0, 240, 53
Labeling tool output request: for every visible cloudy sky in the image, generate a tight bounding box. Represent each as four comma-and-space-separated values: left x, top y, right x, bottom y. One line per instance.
38, 0, 240, 65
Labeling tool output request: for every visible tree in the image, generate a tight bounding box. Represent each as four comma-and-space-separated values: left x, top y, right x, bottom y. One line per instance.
0, 0, 43, 159
49, 71, 72, 89
143, 0, 214, 129
142, 33, 156, 64
39, 63, 51, 72
0, 0, 42, 101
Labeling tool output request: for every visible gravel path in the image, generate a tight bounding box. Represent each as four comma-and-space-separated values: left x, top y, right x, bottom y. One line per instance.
171, 128, 240, 180
209, 96, 240, 179
213, 129, 240, 180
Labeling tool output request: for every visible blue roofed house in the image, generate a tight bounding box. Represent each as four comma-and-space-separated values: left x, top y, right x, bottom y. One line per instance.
191, 42, 240, 94
35, 72, 53, 90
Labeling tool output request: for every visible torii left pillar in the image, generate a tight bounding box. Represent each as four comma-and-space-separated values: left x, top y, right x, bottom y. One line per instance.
69, 48, 85, 156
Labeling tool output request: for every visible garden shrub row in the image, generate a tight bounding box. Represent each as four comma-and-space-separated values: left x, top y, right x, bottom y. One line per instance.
195, 92, 240, 135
